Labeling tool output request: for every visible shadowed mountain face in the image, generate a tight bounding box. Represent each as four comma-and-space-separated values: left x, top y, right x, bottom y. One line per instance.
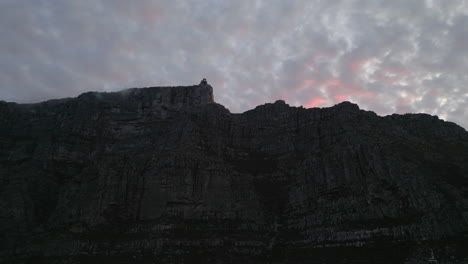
1, 85, 467, 263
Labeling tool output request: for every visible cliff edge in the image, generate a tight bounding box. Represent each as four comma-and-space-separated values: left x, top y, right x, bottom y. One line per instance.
0, 84, 467, 263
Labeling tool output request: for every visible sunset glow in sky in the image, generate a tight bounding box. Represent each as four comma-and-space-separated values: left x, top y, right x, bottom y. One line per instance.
1, 0, 467, 128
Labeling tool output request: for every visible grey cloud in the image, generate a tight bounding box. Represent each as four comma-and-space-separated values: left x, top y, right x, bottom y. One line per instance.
0, 0, 467, 129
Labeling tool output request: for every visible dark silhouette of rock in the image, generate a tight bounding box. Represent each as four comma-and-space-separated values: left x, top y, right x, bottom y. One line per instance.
0, 84, 467, 263
200, 78, 208, 85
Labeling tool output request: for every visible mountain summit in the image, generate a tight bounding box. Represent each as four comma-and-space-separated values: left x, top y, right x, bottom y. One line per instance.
1, 84, 467, 263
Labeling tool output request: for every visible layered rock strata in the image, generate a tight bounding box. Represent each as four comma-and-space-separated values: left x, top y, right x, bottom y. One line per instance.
1, 84, 467, 263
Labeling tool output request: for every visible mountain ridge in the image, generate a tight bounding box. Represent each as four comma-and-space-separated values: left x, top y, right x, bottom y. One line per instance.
1, 84, 467, 263
1, 84, 466, 133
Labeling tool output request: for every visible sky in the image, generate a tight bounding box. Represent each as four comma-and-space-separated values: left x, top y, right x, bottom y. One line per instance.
1, 0, 467, 129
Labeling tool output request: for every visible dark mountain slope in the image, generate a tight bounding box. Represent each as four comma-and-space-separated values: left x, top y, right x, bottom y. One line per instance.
0, 84, 467, 263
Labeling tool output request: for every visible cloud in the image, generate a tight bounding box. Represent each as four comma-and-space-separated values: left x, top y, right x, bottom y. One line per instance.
0, 0, 467, 129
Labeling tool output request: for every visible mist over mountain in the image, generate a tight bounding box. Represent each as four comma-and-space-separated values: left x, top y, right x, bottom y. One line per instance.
1, 84, 467, 263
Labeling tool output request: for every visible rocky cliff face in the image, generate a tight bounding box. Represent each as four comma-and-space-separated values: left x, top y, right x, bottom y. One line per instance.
0, 84, 467, 263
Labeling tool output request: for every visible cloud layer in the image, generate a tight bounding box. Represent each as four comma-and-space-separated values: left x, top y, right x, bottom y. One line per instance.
1, 0, 467, 129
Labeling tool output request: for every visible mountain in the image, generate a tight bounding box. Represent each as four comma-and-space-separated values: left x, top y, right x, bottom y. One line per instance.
1, 84, 467, 263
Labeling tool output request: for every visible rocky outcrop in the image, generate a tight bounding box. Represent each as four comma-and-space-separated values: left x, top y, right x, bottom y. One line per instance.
0, 84, 467, 263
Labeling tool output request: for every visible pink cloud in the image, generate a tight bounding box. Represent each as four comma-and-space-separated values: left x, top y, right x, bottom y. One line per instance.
319, 78, 373, 101
334, 94, 349, 101
293, 75, 374, 108
294, 79, 316, 92
305, 97, 328, 108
